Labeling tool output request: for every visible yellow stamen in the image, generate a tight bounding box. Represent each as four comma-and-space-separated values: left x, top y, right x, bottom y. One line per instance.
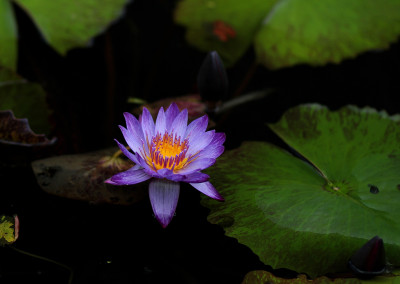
145, 131, 190, 172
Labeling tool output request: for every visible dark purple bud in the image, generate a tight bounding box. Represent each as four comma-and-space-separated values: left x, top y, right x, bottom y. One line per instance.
348, 236, 386, 277
197, 51, 229, 102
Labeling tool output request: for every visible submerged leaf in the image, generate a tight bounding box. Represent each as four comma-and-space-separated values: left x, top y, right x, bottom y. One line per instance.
31, 147, 147, 205
202, 104, 400, 277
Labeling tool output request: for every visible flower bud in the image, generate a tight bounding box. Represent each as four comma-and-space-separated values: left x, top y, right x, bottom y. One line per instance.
348, 236, 386, 277
197, 51, 229, 102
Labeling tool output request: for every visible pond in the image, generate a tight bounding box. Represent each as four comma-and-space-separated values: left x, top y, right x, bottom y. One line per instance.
1, 0, 400, 283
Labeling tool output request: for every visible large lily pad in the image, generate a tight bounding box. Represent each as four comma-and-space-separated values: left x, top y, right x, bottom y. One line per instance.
202, 104, 400, 277
175, 0, 400, 68
0, 0, 130, 70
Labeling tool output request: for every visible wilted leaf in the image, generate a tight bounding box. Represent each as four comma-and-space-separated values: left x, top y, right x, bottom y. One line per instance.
0, 110, 56, 165
175, 0, 400, 68
132, 94, 214, 126
202, 104, 400, 277
0, 215, 18, 246
0, 0, 17, 70
14, 0, 130, 55
31, 147, 147, 205
0, 110, 54, 145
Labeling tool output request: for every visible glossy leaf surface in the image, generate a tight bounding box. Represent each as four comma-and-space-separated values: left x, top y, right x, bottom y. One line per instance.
202, 104, 400, 277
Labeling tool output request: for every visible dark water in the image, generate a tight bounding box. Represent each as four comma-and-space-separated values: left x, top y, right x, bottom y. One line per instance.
1, 166, 270, 284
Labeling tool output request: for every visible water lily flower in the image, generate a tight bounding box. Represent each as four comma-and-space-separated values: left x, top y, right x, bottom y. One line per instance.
105, 103, 225, 228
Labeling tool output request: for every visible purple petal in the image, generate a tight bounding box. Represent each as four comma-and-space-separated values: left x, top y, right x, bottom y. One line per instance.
141, 107, 155, 142
190, 181, 224, 201
171, 108, 188, 139
155, 107, 167, 135
119, 126, 142, 155
186, 130, 215, 157
104, 179, 120, 185
115, 139, 140, 164
211, 132, 226, 146
176, 158, 216, 175
106, 168, 151, 185
123, 112, 145, 142
184, 115, 208, 140
165, 174, 185, 182
181, 172, 209, 183
165, 103, 180, 131
149, 179, 180, 228
199, 145, 224, 159
164, 171, 209, 183
156, 168, 174, 177
143, 168, 163, 178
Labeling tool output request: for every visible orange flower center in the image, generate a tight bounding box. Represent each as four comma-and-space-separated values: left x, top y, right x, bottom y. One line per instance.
145, 131, 189, 172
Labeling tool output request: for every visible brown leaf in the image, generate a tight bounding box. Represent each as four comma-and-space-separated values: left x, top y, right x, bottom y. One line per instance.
0, 110, 54, 145
0, 110, 56, 165
132, 94, 215, 127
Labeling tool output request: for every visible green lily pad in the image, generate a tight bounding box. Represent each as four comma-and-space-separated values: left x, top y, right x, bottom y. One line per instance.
174, 0, 277, 67
0, 67, 50, 134
202, 104, 400, 277
255, 0, 400, 69
0, 0, 17, 70
0, 0, 129, 70
14, 0, 129, 55
175, 0, 400, 68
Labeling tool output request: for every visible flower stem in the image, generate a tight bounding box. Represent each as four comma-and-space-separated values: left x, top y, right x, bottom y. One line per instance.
9, 246, 74, 284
